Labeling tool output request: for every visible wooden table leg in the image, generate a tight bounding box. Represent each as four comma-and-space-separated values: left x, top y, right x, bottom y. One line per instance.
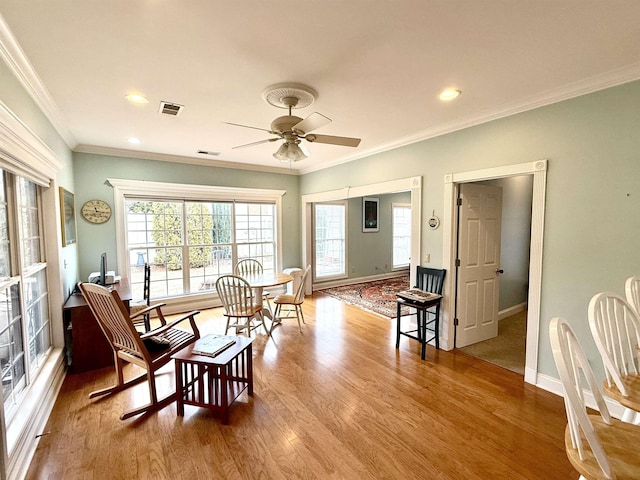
247, 343, 253, 396
220, 364, 229, 424
396, 301, 402, 349
175, 359, 184, 416
254, 286, 272, 320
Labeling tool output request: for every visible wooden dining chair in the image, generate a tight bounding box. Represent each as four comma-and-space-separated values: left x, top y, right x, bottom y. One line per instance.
588, 292, 640, 425
549, 317, 640, 480
216, 274, 269, 336
234, 258, 273, 316
625, 275, 640, 317
272, 265, 311, 333
79, 282, 200, 420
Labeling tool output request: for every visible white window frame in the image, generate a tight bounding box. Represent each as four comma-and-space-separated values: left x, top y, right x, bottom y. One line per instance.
0, 99, 65, 480
124, 199, 277, 298
312, 201, 348, 282
391, 202, 411, 269
108, 178, 286, 313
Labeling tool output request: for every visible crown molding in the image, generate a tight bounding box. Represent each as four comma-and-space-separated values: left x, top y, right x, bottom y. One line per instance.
0, 99, 63, 185
299, 63, 640, 175
2, 10, 639, 177
0, 14, 77, 149
74, 144, 299, 175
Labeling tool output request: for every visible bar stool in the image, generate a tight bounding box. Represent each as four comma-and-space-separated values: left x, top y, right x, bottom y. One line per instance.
396, 267, 445, 360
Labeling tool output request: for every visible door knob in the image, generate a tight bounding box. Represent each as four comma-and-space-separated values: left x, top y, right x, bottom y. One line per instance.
496, 269, 504, 274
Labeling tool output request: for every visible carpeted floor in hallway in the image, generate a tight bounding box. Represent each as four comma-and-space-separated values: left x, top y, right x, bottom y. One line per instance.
459, 310, 527, 375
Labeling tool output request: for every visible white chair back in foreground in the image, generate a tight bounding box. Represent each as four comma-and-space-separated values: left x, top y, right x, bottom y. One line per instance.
588, 292, 640, 424
625, 275, 640, 317
549, 317, 640, 480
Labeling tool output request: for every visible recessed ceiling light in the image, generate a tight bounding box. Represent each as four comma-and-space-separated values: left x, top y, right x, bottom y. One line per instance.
439, 88, 462, 101
125, 93, 149, 104
126, 137, 141, 145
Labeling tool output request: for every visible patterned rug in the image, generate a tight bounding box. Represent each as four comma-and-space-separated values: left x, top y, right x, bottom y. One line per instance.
318, 275, 410, 319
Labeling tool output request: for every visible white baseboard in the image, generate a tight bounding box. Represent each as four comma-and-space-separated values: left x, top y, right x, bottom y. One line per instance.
534, 371, 628, 421
314, 270, 409, 291
498, 302, 527, 321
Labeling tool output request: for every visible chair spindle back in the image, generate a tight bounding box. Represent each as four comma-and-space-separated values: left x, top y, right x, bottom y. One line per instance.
588, 292, 640, 395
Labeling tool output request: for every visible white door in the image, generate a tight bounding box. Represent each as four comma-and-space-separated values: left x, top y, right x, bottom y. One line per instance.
455, 183, 503, 348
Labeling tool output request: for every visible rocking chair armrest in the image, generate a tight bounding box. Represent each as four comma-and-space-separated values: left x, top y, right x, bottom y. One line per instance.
139, 310, 201, 339
129, 302, 167, 321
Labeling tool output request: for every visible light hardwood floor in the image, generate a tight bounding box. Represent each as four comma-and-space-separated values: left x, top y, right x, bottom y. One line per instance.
26, 293, 574, 479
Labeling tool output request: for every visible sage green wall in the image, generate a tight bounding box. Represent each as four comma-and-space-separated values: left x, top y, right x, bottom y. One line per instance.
72, 152, 300, 281
300, 80, 640, 378
344, 192, 410, 279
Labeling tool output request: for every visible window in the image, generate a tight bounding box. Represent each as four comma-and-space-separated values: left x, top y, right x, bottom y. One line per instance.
392, 203, 411, 268
125, 199, 276, 298
314, 202, 346, 279
0, 171, 50, 422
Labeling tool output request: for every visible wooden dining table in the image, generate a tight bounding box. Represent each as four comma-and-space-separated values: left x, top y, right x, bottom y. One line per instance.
240, 272, 293, 320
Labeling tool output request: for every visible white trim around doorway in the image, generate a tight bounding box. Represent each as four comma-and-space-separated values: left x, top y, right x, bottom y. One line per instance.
442, 160, 547, 386
301, 176, 422, 292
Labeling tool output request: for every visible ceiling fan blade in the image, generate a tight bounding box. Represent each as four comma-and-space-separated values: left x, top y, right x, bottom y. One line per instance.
305, 134, 361, 147
233, 137, 281, 149
292, 112, 331, 134
223, 121, 277, 135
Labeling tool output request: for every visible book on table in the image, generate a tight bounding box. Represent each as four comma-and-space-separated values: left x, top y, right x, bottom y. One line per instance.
192, 333, 237, 357
396, 288, 442, 305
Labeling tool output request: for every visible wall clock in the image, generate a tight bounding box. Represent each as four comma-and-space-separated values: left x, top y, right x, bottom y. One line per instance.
81, 199, 112, 224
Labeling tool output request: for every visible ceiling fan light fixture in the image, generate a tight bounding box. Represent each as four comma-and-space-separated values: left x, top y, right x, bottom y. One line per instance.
273, 143, 289, 162
289, 142, 308, 161
273, 141, 307, 162
229, 82, 360, 160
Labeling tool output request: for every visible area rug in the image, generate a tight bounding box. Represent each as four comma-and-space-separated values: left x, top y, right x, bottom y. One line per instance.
318, 275, 410, 319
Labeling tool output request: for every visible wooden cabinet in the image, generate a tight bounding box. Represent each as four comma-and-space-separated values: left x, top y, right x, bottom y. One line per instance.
63, 282, 131, 373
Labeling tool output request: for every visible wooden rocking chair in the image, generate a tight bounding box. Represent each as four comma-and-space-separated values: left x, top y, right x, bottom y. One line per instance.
79, 282, 200, 420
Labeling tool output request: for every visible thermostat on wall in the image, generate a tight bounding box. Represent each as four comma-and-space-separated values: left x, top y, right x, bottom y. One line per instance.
427, 212, 440, 230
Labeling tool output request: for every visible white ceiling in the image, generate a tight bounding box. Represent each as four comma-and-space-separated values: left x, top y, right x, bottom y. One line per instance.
1, 1, 640, 174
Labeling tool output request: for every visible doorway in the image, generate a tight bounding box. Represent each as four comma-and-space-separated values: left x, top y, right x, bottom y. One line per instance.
301, 176, 423, 291
457, 176, 532, 375
442, 160, 548, 385
460, 310, 528, 374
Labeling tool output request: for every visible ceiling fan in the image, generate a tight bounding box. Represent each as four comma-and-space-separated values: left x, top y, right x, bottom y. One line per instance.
224, 83, 361, 162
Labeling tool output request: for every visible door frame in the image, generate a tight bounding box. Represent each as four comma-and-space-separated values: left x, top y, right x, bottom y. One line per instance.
442, 160, 547, 385
301, 176, 423, 291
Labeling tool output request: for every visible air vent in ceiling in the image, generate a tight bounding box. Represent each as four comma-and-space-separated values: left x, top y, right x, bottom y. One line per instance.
197, 150, 220, 156
159, 101, 184, 116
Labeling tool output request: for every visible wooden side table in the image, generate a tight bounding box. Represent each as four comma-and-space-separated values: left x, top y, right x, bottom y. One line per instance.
172, 336, 254, 424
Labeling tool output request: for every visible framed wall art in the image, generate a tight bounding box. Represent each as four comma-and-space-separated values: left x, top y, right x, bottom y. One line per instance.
362, 197, 379, 232
59, 187, 77, 246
